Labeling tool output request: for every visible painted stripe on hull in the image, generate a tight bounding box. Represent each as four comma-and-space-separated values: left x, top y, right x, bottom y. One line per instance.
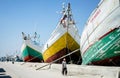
24, 55, 43, 62
43, 32, 80, 63
45, 48, 80, 63
22, 46, 43, 62
82, 27, 120, 65
83, 28, 117, 55
91, 55, 120, 66
45, 48, 66, 63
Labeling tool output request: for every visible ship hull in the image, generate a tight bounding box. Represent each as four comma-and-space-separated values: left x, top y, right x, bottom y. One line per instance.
21, 42, 43, 62
82, 27, 120, 65
43, 4, 81, 64
43, 32, 80, 63
81, 0, 120, 66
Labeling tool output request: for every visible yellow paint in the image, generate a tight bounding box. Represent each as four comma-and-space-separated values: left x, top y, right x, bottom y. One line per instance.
43, 32, 80, 61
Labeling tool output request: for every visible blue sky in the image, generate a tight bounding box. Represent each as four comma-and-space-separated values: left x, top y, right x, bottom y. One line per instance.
0, 0, 100, 57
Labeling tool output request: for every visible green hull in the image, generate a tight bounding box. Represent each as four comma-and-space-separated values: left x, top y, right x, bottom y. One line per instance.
82, 27, 120, 65
22, 45, 43, 62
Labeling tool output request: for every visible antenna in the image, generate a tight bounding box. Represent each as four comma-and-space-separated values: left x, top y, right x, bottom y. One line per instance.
34, 32, 37, 39
34, 23, 37, 34
22, 32, 27, 40
62, 2, 65, 14
56, 2, 66, 14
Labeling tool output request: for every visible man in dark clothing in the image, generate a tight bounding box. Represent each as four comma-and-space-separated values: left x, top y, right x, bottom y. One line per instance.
62, 58, 67, 75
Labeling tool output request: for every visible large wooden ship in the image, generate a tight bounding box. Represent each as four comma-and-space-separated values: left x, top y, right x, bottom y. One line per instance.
81, 0, 120, 66
43, 3, 81, 63
21, 32, 43, 62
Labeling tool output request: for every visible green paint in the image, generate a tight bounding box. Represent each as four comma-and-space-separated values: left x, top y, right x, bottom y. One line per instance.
22, 46, 43, 60
82, 28, 120, 64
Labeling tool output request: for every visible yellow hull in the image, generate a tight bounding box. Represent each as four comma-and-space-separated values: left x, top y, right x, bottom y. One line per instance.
43, 32, 80, 63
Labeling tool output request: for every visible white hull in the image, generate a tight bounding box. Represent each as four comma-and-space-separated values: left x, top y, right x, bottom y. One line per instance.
21, 40, 42, 54
80, 0, 120, 55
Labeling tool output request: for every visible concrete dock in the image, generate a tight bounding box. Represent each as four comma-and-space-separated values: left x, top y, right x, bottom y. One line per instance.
0, 62, 120, 78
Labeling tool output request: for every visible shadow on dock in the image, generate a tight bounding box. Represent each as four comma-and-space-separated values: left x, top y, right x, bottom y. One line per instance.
0, 68, 6, 72
0, 68, 12, 78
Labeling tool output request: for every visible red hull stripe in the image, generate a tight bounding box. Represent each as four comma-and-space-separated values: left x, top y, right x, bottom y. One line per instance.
45, 48, 66, 63
91, 55, 120, 66
45, 48, 80, 63
24, 56, 42, 62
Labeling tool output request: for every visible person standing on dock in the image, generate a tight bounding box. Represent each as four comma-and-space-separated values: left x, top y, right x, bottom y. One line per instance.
62, 58, 67, 75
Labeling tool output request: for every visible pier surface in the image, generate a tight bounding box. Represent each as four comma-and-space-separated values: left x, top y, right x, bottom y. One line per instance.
0, 62, 119, 78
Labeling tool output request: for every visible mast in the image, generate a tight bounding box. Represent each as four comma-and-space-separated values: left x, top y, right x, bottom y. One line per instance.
60, 3, 76, 63
66, 3, 72, 63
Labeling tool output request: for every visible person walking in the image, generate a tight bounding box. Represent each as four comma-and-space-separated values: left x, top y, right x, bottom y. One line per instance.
62, 58, 67, 75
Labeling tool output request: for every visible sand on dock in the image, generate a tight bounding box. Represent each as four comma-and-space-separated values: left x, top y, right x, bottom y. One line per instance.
0, 62, 120, 78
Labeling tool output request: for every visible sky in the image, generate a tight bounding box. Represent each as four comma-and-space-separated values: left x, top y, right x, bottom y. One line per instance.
0, 0, 100, 57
